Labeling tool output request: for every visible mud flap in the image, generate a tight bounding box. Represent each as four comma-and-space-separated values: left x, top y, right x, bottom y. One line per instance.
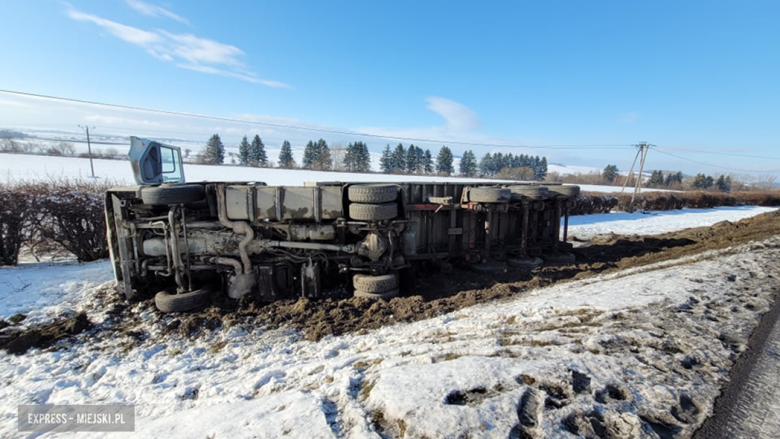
301, 261, 322, 298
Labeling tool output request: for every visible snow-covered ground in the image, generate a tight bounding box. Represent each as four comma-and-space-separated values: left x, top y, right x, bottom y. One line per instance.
0, 152, 656, 193
0, 152, 510, 187
1, 206, 778, 438
3, 131, 602, 177
568, 206, 779, 240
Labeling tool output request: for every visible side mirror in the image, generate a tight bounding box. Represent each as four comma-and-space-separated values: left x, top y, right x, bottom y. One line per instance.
129, 136, 185, 184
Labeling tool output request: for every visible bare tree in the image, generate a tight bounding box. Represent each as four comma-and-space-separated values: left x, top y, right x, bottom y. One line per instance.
756, 174, 777, 191
330, 143, 347, 171
46, 142, 76, 156
103, 147, 118, 159
729, 173, 751, 192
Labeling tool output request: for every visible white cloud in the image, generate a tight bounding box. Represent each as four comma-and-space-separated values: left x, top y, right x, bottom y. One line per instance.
126, 0, 190, 25
176, 64, 293, 89
619, 111, 640, 124
425, 96, 480, 131
66, 8, 291, 88
351, 97, 491, 150
67, 10, 161, 46
160, 31, 244, 66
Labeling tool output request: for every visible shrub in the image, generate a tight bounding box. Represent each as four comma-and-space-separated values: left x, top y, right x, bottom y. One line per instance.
30, 179, 113, 262
572, 190, 780, 216
0, 178, 115, 265
0, 185, 32, 265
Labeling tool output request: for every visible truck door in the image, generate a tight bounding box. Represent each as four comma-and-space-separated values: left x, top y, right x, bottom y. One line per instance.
129, 136, 185, 184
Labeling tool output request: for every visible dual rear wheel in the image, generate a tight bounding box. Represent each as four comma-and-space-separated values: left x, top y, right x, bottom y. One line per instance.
353, 273, 399, 300
347, 184, 399, 221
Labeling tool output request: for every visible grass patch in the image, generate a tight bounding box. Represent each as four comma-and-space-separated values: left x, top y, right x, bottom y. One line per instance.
360, 380, 376, 400
209, 340, 227, 354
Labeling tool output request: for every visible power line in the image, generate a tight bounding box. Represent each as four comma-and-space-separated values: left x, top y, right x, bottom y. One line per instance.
654, 146, 780, 161
0, 89, 631, 151
652, 148, 780, 174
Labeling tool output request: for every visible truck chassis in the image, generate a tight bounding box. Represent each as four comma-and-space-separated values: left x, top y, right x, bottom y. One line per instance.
105, 138, 579, 312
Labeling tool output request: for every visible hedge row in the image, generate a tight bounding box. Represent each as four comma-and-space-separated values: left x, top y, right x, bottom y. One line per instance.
570, 190, 780, 216
0, 179, 115, 266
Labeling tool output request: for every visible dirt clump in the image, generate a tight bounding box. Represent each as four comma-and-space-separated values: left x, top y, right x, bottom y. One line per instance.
0, 313, 92, 355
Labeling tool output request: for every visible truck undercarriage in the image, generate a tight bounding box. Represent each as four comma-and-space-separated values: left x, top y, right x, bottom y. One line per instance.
105, 138, 580, 312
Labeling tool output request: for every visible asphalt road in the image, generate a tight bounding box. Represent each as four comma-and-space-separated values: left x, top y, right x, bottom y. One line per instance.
695, 292, 780, 438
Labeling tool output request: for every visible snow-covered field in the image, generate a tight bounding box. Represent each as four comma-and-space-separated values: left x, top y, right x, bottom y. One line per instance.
568, 206, 779, 240
3, 131, 602, 177
1, 206, 778, 438
0, 152, 652, 194
0, 152, 497, 186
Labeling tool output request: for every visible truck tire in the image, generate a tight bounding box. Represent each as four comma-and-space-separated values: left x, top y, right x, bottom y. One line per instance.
141, 184, 205, 205
508, 186, 550, 201
547, 185, 580, 197
469, 187, 511, 203
354, 288, 399, 301
348, 184, 398, 203
349, 203, 397, 221
154, 287, 211, 313
353, 273, 398, 293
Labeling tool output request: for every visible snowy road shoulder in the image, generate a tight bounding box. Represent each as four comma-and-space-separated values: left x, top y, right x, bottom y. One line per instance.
1, 236, 779, 438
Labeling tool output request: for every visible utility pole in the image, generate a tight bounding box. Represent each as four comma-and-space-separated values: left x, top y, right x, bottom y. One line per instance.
78, 125, 96, 178
620, 142, 653, 213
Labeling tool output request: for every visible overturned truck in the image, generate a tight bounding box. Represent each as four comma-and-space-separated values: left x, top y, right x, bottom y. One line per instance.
105, 137, 580, 312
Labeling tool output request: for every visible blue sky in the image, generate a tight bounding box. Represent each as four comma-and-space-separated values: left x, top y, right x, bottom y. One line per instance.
1, 0, 779, 176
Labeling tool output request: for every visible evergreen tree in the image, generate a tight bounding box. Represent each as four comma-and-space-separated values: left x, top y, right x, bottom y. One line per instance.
343, 142, 358, 172
302, 140, 317, 169
602, 164, 619, 183
278, 140, 295, 168
692, 173, 714, 190
406, 144, 419, 174
649, 170, 665, 187
715, 175, 731, 192
316, 139, 332, 171
203, 134, 225, 164
250, 135, 268, 166
664, 171, 684, 188
392, 143, 406, 172
357, 142, 371, 172
479, 153, 495, 176
533, 155, 548, 180
343, 142, 370, 172
380, 144, 393, 173
539, 157, 548, 180
303, 139, 332, 170
459, 150, 478, 177
423, 149, 434, 174
238, 135, 250, 165
436, 146, 454, 176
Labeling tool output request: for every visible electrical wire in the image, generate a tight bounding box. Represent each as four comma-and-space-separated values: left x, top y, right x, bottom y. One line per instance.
0, 89, 630, 150
652, 148, 780, 174
653, 146, 780, 161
